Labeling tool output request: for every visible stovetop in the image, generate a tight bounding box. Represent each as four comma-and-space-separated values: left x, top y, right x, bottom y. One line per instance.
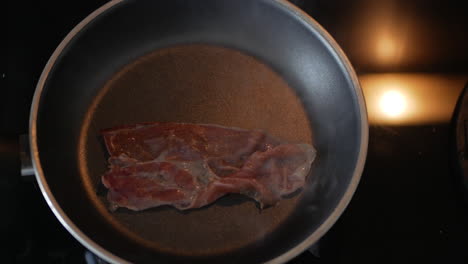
5, 0, 468, 263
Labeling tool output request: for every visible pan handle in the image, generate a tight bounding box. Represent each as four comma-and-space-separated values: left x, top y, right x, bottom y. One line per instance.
0, 134, 34, 180
19, 134, 35, 177
85, 251, 109, 264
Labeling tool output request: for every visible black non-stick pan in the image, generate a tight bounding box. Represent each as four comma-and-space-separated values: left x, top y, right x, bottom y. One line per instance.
27, 0, 368, 263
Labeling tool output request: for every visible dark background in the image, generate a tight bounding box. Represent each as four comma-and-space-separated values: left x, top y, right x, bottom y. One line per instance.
5, 0, 468, 263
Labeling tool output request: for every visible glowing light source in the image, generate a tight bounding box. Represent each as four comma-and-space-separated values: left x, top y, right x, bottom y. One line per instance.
379, 90, 407, 117
376, 34, 397, 63
360, 74, 467, 125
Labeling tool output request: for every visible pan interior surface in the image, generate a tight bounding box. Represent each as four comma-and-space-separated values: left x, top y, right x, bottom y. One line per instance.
34, 0, 365, 263
79, 44, 313, 255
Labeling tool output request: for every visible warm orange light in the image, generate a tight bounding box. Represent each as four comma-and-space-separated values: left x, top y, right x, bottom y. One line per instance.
376, 35, 397, 62
379, 90, 407, 118
360, 74, 467, 125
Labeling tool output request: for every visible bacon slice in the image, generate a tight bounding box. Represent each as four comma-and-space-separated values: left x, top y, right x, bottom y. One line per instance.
101, 123, 316, 211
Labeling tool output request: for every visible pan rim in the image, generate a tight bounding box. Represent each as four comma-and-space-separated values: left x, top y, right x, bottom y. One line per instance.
29, 0, 369, 264
29, 1, 130, 264
264, 1, 368, 264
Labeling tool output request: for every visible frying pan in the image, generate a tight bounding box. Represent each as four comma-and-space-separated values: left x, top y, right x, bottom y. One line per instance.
28, 0, 368, 263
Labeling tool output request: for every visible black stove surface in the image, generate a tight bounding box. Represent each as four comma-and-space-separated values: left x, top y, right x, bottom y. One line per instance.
5, 0, 468, 263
